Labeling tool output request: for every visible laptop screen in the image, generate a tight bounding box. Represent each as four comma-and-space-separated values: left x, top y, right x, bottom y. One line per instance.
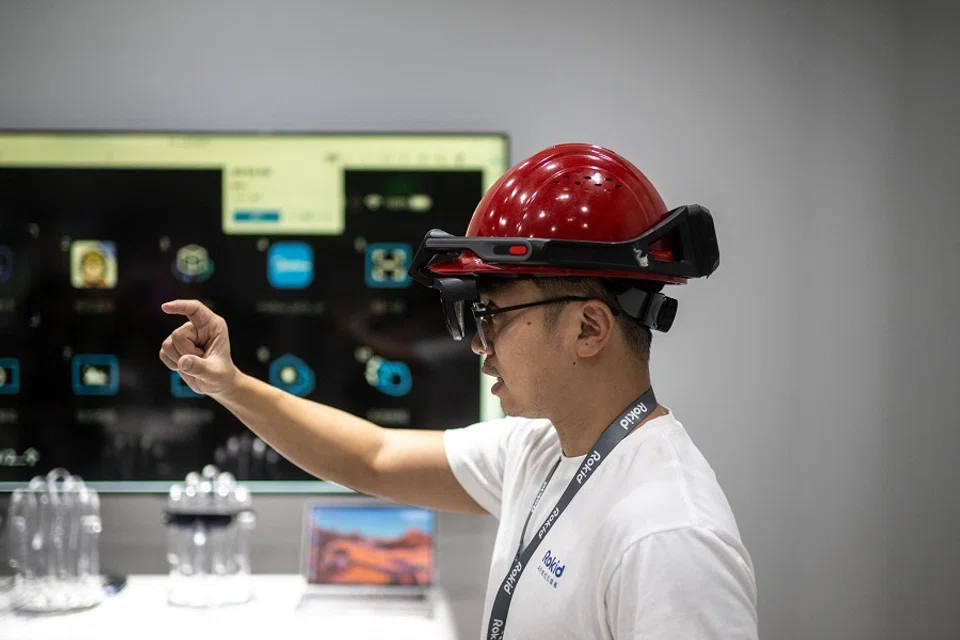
305, 503, 437, 587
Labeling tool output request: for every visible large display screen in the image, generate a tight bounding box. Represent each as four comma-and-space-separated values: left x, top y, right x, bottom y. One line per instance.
0, 132, 508, 491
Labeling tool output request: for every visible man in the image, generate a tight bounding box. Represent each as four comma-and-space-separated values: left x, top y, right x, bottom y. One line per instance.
159, 143, 758, 638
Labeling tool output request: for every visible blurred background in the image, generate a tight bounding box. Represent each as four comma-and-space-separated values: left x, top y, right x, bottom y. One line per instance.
0, 0, 958, 638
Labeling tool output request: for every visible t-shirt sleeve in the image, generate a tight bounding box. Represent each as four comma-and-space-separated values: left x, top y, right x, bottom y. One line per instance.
442, 417, 523, 519
605, 526, 759, 639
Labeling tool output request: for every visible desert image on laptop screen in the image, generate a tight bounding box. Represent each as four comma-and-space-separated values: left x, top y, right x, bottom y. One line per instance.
307, 505, 436, 586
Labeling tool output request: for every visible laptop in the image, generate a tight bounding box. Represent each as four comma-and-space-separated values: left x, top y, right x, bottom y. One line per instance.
297, 496, 438, 616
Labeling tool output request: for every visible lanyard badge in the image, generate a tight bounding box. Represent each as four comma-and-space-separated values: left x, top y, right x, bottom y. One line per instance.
485, 388, 658, 640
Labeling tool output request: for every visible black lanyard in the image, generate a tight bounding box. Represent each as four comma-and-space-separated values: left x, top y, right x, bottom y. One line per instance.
485, 388, 658, 640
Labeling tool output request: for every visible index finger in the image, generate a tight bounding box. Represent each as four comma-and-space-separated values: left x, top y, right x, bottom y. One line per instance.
161, 299, 217, 327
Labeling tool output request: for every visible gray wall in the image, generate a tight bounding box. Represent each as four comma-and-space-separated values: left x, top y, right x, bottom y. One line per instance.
887, 0, 959, 636
1, 0, 958, 638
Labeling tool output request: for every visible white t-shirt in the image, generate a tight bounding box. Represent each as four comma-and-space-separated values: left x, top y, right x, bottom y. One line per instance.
443, 409, 758, 640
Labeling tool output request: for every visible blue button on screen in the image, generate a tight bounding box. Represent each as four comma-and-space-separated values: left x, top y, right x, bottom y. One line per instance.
267, 242, 314, 289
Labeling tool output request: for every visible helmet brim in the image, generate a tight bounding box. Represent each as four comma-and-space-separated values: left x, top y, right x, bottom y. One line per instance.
426, 252, 688, 285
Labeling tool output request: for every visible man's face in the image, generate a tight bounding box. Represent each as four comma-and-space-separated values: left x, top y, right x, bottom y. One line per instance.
471, 279, 573, 418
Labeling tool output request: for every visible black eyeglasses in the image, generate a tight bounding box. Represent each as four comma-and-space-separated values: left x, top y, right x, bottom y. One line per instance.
471, 296, 619, 349
435, 276, 678, 342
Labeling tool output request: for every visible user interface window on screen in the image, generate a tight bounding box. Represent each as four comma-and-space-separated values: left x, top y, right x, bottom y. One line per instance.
0, 133, 508, 489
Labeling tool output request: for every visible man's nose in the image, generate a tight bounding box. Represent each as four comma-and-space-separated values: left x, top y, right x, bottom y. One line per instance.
471, 331, 493, 356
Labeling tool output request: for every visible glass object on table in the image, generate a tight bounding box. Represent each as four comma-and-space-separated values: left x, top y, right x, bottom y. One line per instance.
163, 464, 256, 607
3, 468, 104, 613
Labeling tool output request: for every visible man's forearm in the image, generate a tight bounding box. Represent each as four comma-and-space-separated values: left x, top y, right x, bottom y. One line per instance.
215, 371, 387, 492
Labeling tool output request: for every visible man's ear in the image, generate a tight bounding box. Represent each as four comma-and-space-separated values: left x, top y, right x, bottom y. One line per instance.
576, 300, 616, 358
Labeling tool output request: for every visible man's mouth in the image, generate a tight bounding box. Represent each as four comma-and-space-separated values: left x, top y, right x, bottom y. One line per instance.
481, 361, 499, 379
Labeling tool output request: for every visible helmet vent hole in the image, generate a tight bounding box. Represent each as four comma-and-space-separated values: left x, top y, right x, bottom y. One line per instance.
552, 180, 560, 184
563, 175, 570, 179
574, 181, 581, 185
615, 184, 622, 188
605, 178, 612, 182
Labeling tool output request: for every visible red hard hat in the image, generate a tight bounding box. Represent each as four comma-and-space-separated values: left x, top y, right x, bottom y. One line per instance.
427, 142, 686, 285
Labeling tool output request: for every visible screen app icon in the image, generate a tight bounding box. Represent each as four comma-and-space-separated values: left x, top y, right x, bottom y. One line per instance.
72, 354, 119, 395
172, 244, 214, 283
0, 358, 20, 394
71, 240, 117, 289
171, 371, 203, 398
268, 354, 316, 397
364, 356, 412, 397
365, 243, 412, 288
267, 242, 313, 289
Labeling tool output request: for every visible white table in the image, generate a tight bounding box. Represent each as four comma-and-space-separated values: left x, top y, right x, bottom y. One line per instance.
0, 575, 460, 640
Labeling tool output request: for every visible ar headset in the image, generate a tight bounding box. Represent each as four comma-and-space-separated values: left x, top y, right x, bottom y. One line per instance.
408, 204, 720, 342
